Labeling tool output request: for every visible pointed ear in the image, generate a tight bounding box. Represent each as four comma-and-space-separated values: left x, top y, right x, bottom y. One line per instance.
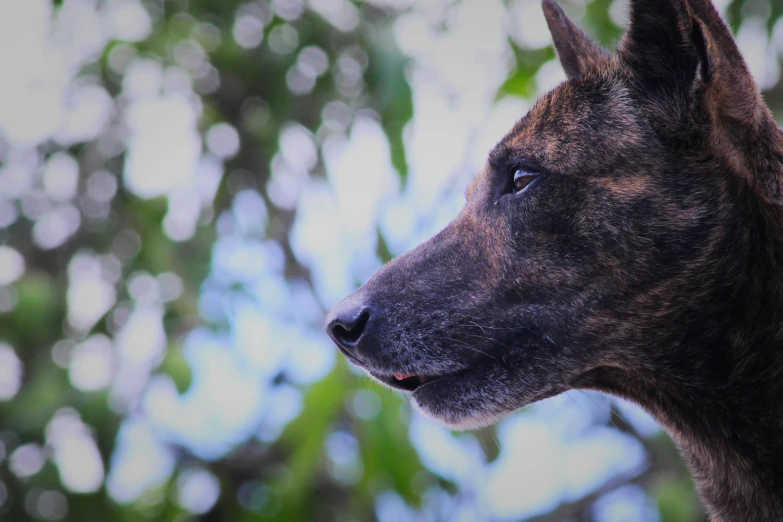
620, 0, 765, 125
542, 0, 610, 78
684, 0, 766, 129
619, 0, 707, 89
622, 0, 779, 201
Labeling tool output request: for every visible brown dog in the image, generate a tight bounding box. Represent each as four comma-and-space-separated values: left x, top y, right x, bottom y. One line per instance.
326, 0, 783, 519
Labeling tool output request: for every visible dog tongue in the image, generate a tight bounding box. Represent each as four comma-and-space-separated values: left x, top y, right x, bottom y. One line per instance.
394, 373, 414, 381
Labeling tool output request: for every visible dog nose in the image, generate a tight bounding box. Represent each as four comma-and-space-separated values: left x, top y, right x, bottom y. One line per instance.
325, 304, 371, 358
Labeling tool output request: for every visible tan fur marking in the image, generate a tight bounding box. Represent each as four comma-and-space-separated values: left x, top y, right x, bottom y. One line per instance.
591, 175, 650, 199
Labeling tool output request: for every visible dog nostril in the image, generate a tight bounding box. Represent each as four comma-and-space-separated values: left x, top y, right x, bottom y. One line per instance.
328, 307, 371, 349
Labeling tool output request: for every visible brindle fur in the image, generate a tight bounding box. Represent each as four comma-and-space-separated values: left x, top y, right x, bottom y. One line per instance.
325, 0, 783, 519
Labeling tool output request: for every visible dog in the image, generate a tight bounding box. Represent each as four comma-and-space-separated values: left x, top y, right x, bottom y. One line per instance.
326, 0, 783, 519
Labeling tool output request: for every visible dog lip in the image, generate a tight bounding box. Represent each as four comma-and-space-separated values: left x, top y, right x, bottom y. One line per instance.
371, 372, 435, 391
336, 345, 366, 368
371, 371, 449, 392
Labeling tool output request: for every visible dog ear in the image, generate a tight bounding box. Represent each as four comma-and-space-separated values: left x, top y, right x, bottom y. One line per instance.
621, 0, 765, 123
619, 0, 708, 91
623, 0, 780, 202
683, 0, 766, 132
542, 0, 610, 78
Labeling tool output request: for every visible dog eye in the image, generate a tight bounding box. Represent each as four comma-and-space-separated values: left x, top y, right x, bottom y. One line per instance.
513, 169, 538, 194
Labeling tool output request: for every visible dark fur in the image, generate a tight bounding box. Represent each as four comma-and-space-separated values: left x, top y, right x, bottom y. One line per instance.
326, 0, 783, 519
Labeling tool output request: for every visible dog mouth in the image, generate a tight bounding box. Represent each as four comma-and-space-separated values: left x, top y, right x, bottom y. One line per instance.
372, 372, 435, 391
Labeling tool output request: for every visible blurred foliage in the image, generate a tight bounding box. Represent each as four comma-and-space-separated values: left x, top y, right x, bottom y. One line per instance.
0, 0, 780, 521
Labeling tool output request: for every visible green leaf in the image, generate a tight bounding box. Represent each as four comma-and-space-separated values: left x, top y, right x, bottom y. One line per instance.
655, 476, 703, 522
159, 345, 193, 394
4, 272, 61, 347
272, 363, 353, 521
355, 389, 426, 506
497, 45, 554, 100
376, 226, 394, 264
365, 23, 415, 185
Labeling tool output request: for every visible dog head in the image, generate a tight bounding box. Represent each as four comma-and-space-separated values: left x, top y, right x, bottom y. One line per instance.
326, 0, 782, 429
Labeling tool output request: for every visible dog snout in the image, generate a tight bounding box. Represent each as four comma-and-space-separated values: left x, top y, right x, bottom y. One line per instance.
325, 300, 372, 362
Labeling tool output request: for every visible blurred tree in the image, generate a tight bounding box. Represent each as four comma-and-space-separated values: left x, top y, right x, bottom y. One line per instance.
0, 0, 778, 521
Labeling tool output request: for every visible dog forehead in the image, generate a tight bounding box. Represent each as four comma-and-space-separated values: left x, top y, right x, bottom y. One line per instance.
498, 76, 643, 171
466, 75, 643, 200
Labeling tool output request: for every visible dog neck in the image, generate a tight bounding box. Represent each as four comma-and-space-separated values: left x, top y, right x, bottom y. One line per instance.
577, 242, 783, 521
578, 351, 783, 521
